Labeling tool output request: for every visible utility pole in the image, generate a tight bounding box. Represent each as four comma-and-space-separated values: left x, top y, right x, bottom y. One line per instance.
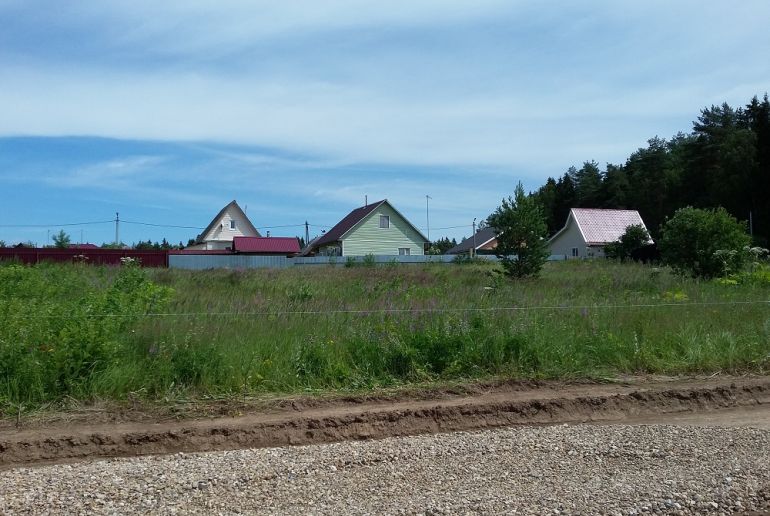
426, 195, 431, 242
46, 229, 50, 247
115, 212, 120, 246
472, 218, 477, 259
305, 221, 310, 247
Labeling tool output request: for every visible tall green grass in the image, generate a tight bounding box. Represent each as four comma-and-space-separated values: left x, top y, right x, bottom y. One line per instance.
1, 260, 768, 408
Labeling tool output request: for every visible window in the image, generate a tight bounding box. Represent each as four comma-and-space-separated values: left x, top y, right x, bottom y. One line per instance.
379, 215, 390, 228
399, 247, 410, 256
571, 247, 579, 257
230, 220, 236, 230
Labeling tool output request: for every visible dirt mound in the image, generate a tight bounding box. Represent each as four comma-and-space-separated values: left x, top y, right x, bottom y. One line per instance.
1, 376, 768, 468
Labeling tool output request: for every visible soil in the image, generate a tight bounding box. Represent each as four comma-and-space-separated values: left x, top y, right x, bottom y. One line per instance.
1, 375, 768, 469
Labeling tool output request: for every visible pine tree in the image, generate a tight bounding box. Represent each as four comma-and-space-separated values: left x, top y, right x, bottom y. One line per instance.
488, 182, 549, 278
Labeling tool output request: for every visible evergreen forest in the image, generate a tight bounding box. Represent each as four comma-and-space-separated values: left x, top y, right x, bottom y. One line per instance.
528, 94, 770, 245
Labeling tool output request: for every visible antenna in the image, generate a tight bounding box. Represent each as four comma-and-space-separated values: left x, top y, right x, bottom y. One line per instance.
365, 195, 368, 207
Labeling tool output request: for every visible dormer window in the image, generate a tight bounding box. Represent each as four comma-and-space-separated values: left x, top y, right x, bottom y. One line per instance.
379, 215, 390, 229
230, 220, 236, 230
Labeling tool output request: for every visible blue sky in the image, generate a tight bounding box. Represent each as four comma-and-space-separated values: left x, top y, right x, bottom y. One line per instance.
1, 1, 769, 246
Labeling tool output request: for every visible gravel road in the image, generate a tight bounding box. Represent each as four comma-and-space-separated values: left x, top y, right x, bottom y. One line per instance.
2, 423, 769, 515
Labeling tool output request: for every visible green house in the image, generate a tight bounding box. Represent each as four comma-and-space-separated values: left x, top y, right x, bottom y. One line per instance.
304, 199, 429, 256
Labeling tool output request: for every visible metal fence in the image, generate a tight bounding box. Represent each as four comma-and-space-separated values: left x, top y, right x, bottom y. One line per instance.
0, 248, 567, 269
169, 253, 488, 270
0, 248, 169, 267
168, 254, 566, 270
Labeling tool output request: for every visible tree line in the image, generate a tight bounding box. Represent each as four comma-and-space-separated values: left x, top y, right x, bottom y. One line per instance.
529, 94, 770, 245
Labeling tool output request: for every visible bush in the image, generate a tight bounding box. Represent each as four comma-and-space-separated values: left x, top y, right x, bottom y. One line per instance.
659, 207, 751, 278
0, 263, 174, 404
605, 224, 651, 261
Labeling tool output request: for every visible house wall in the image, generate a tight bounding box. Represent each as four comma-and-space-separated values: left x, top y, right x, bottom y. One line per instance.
201, 206, 258, 244
548, 218, 589, 259
203, 240, 233, 251
342, 204, 426, 256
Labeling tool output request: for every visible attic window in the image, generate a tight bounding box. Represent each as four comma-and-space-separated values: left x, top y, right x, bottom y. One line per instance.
379, 215, 390, 229
230, 220, 236, 230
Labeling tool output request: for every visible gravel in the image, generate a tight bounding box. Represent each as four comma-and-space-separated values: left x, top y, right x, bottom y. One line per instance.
2, 424, 769, 515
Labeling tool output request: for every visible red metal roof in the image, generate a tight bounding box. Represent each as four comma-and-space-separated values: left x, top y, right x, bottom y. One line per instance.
311, 200, 386, 249
233, 236, 300, 253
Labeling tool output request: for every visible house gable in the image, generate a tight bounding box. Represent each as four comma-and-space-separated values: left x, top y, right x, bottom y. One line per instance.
195, 201, 260, 250
446, 227, 498, 255
548, 208, 650, 259
342, 202, 428, 256
305, 199, 428, 256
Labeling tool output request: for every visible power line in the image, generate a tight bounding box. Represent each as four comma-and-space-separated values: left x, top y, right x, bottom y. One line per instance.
420, 224, 474, 231
0, 220, 113, 228
255, 224, 306, 229
121, 220, 206, 230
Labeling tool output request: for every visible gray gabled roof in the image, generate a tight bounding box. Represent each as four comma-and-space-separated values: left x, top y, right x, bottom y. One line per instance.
446, 226, 498, 254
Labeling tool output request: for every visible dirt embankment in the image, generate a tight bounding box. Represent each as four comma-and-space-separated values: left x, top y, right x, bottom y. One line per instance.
1, 376, 768, 468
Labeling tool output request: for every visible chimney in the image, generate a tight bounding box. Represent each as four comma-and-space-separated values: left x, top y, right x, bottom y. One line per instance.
365, 195, 368, 207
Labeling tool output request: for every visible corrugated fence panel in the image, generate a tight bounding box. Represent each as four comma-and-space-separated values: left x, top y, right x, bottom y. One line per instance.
0, 248, 168, 267
171, 254, 502, 269
169, 254, 291, 270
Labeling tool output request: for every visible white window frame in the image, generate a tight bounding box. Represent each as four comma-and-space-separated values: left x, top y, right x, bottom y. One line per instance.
571, 247, 579, 257
399, 247, 410, 256
230, 220, 236, 230
379, 215, 390, 228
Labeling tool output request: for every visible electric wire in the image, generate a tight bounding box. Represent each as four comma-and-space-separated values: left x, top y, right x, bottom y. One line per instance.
11, 299, 769, 319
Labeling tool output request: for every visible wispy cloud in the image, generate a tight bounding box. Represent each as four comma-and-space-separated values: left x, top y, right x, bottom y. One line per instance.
1, 1, 768, 172
1, 1, 769, 244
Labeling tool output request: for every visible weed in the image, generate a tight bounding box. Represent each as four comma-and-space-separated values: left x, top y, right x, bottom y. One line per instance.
1, 259, 768, 408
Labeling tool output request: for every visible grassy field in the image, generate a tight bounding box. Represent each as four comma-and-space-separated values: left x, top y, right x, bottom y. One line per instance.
1, 260, 769, 409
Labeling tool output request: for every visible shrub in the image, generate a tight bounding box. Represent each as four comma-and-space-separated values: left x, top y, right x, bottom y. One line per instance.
659, 207, 751, 278
362, 253, 376, 267
0, 263, 174, 404
605, 224, 651, 261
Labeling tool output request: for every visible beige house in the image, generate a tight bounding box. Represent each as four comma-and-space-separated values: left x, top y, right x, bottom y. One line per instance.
548, 208, 650, 259
187, 200, 260, 250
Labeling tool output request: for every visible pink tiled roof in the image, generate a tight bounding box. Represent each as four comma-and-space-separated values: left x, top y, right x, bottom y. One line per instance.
233, 236, 300, 254
571, 208, 649, 245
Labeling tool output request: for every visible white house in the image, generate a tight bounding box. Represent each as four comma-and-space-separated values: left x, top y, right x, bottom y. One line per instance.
548, 208, 650, 259
187, 200, 261, 250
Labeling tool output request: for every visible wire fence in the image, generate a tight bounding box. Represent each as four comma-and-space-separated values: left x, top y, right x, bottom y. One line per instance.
11, 299, 770, 319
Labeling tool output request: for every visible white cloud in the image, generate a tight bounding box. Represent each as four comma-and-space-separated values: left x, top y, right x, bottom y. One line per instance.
1, 0, 769, 176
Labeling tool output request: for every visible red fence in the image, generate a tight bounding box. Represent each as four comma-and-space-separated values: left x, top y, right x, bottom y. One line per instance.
0, 248, 170, 267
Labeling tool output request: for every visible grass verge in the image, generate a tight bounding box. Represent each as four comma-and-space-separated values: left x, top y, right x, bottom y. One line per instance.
1, 260, 769, 411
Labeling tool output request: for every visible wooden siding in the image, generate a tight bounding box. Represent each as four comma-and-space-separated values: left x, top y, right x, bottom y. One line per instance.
341, 204, 426, 256
201, 205, 259, 248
